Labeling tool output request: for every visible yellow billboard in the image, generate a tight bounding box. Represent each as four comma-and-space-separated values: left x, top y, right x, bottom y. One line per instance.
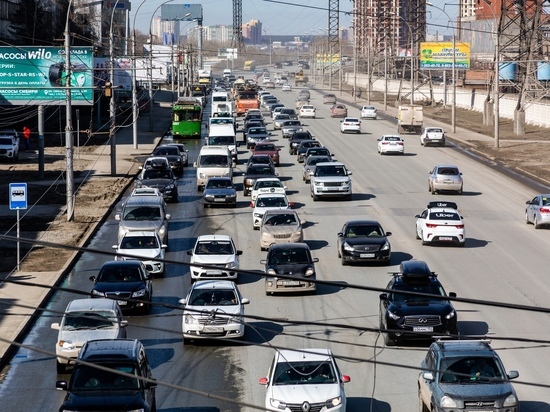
420, 42, 470, 69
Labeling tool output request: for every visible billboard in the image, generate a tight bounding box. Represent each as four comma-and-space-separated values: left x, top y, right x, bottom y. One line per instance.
0, 46, 94, 106
420, 42, 471, 70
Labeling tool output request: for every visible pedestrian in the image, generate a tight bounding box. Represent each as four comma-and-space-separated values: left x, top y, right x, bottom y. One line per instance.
22, 126, 31, 151
351, 87, 355, 98
357, 87, 362, 98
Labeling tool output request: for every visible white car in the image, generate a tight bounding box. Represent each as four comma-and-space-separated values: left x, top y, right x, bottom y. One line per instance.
251, 193, 293, 229
273, 113, 291, 130
420, 126, 446, 146
340, 117, 361, 134
251, 177, 287, 201
259, 348, 351, 412
299, 105, 316, 118
415, 201, 465, 247
51, 298, 127, 373
377, 135, 405, 155
113, 231, 167, 276
360, 105, 377, 119
178, 280, 250, 341
187, 234, 243, 281
282, 83, 292, 92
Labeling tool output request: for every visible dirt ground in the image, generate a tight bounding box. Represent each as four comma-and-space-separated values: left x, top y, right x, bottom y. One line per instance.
1, 91, 549, 274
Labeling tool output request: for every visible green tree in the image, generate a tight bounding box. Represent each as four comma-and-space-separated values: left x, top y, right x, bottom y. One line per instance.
8, 0, 54, 46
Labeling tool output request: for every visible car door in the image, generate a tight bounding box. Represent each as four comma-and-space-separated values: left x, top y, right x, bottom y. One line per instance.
531, 196, 541, 221
418, 349, 437, 408
416, 209, 428, 237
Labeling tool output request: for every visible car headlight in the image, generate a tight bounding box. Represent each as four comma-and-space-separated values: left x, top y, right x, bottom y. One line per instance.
59, 340, 75, 350
225, 261, 237, 269
185, 314, 199, 324
341, 180, 349, 186
91, 290, 105, 297
165, 184, 175, 190
269, 399, 287, 410
267, 268, 277, 275
445, 310, 456, 319
503, 394, 518, 407
132, 288, 146, 298
305, 267, 315, 277
314, 181, 324, 186
226, 193, 236, 198
440, 395, 458, 408
326, 396, 342, 408
380, 241, 390, 251
387, 309, 400, 321
199, 172, 206, 179
254, 213, 264, 218
343, 242, 354, 252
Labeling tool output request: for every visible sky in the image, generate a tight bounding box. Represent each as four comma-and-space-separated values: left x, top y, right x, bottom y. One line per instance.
132, 0, 457, 37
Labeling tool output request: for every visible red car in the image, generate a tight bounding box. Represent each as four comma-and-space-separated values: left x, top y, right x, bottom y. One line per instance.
330, 104, 348, 118
252, 142, 280, 166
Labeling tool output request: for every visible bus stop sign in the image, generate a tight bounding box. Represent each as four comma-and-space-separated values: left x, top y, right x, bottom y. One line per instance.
9, 183, 27, 210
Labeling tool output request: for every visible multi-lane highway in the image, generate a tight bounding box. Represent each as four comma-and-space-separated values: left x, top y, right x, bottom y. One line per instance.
1, 71, 550, 411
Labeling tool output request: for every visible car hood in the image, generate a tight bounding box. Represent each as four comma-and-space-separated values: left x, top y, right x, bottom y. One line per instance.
184, 305, 242, 318
92, 281, 148, 294
159, 155, 181, 163
192, 255, 236, 265
268, 383, 342, 404
245, 174, 277, 181
344, 237, 388, 247
437, 382, 515, 400
117, 248, 161, 259
267, 263, 312, 276
61, 390, 147, 410
140, 178, 174, 188
59, 327, 121, 345
121, 221, 164, 232
389, 301, 454, 315
204, 188, 236, 196
313, 176, 350, 182
263, 225, 301, 235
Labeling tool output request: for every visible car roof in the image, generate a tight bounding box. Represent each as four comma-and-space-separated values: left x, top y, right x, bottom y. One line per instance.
345, 219, 382, 226
66, 298, 119, 312
196, 234, 233, 242
435, 164, 459, 169
80, 339, 141, 361
432, 340, 495, 356
317, 161, 345, 167
124, 195, 165, 206
191, 279, 237, 290
276, 348, 332, 362
101, 260, 143, 268
269, 242, 310, 251
121, 231, 160, 238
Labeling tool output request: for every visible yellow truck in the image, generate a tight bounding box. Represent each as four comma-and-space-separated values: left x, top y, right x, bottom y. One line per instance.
294, 70, 309, 86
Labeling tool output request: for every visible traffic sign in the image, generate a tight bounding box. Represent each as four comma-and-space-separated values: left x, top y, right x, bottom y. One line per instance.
9, 183, 27, 210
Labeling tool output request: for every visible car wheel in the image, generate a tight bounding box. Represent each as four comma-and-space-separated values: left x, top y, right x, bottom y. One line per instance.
431, 184, 436, 195
341, 254, 347, 266
418, 390, 429, 412
457, 186, 463, 194
384, 332, 397, 346
421, 232, 428, 245
253, 225, 259, 230
415, 229, 421, 240
312, 193, 318, 202
56, 361, 67, 374
525, 211, 531, 224
534, 215, 540, 229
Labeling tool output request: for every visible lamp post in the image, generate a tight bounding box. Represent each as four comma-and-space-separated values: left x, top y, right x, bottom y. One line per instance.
427, 2, 456, 133
390, 13, 414, 105
64, 1, 74, 221
131, 0, 149, 149
109, 0, 120, 176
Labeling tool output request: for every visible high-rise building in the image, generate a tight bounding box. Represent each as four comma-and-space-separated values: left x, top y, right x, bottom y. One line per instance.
242, 19, 262, 44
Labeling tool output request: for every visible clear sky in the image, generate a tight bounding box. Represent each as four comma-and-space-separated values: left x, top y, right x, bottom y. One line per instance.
132, 0, 456, 37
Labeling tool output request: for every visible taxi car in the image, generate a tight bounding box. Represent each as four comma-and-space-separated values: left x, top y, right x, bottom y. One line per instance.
415, 201, 465, 246
251, 177, 287, 201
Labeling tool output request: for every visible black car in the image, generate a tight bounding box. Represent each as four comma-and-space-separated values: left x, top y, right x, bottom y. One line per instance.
261, 243, 319, 295
379, 260, 458, 346
288, 130, 314, 155
279, 108, 298, 120
304, 146, 332, 160
246, 126, 270, 149
164, 143, 189, 166
337, 220, 392, 265
242, 163, 277, 196
296, 139, 322, 163
90, 261, 153, 314
136, 166, 178, 203
244, 113, 265, 127
203, 177, 237, 208
152, 145, 184, 176
245, 154, 274, 169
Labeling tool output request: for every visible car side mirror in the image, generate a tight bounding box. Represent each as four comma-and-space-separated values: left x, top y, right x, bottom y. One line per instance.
144, 379, 158, 389
89, 276, 96, 282
508, 370, 519, 379
236, 250, 243, 256
166, 214, 171, 220
377, 139, 381, 141
51, 322, 60, 330
56, 381, 68, 391
415, 214, 421, 218
342, 375, 351, 383
161, 244, 168, 249
312, 257, 319, 263
112, 245, 117, 249
259, 377, 268, 385
242, 298, 250, 305
347, 171, 352, 176
260, 259, 267, 264
187, 250, 193, 256
120, 320, 129, 328
385, 231, 392, 236
422, 372, 434, 381
379, 293, 388, 300
449, 292, 457, 298
115, 214, 121, 221
178, 298, 187, 306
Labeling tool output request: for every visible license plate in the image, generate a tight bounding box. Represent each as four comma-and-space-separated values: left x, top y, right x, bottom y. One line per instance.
390, 142, 397, 145
439, 237, 453, 241
203, 327, 224, 333
214, 198, 225, 202
282, 280, 301, 286
117, 300, 127, 306
360, 253, 375, 258
443, 180, 454, 184
413, 326, 433, 332
206, 270, 222, 275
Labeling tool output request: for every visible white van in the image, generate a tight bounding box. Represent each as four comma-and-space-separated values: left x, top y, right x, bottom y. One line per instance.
207, 121, 237, 161
194, 146, 233, 190
211, 91, 233, 116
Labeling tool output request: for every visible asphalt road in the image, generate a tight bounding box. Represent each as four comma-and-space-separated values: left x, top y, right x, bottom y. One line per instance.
1, 74, 550, 411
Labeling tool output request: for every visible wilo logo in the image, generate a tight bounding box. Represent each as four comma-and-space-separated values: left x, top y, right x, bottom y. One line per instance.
26, 49, 53, 59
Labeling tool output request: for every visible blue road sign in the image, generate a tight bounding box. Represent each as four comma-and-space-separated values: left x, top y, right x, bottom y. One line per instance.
9, 183, 27, 210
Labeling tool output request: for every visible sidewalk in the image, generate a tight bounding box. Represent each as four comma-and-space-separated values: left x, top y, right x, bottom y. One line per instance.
0, 90, 174, 369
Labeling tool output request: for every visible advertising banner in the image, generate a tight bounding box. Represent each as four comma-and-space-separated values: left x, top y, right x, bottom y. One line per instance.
420, 42, 471, 70
0, 46, 93, 106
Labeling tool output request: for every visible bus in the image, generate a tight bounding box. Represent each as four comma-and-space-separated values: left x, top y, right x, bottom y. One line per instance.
172, 98, 202, 139
244, 60, 256, 71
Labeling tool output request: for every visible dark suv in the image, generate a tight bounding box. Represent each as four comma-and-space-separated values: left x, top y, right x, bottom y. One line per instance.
418, 340, 519, 412
56, 339, 157, 412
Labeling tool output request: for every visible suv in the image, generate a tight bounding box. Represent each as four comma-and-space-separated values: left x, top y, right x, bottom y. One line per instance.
0, 133, 20, 162
310, 161, 352, 201
418, 340, 519, 412
56, 339, 157, 412
187, 234, 243, 281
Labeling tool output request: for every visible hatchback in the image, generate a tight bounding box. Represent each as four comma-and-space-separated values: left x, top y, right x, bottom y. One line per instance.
323, 93, 337, 104
330, 104, 348, 118
428, 164, 463, 194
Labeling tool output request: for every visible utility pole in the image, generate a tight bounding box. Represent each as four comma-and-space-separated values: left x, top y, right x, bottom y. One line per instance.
64, 6, 74, 222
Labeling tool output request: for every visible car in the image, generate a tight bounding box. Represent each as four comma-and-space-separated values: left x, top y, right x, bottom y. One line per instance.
323, 93, 337, 104
428, 164, 463, 194
274, 62, 282, 68
259, 210, 303, 250
418, 340, 519, 412
51, 298, 128, 373
340, 117, 361, 133
379, 260, 457, 346
360, 105, 377, 119
186, 234, 242, 281
295, 96, 310, 108
246, 126, 270, 149
202, 177, 237, 208
151, 145, 185, 176
310, 161, 352, 201
330, 104, 348, 118
178, 280, 250, 341
296, 139, 322, 163
269, 103, 286, 117
251, 193, 293, 229
336, 220, 392, 265
253, 142, 281, 166
251, 177, 287, 201
135, 165, 179, 203
163, 143, 189, 166
259, 348, 350, 411
281, 120, 304, 139
279, 108, 298, 120
525, 193, 550, 228
243, 162, 278, 196
420, 126, 446, 146
139, 156, 170, 173
299, 105, 316, 118
113, 231, 167, 276
265, 81, 275, 89
271, 106, 285, 117
415, 201, 465, 246
244, 111, 265, 126
299, 90, 311, 99
304, 146, 332, 160
302, 155, 332, 183
273, 113, 291, 130
263, 97, 278, 109
377, 134, 405, 155
0, 133, 20, 162
56, 339, 157, 412
282, 83, 292, 92
288, 130, 314, 154
89, 260, 153, 314
246, 154, 274, 168
260, 243, 318, 294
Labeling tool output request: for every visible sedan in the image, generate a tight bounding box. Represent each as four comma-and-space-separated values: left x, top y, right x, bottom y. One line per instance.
246, 126, 270, 149
323, 93, 337, 104
330, 104, 348, 118
273, 113, 291, 130
265, 81, 276, 89
428, 164, 463, 194
202, 177, 237, 208
259, 210, 303, 250
282, 83, 292, 92
299, 105, 316, 118
112, 231, 167, 276
340, 117, 361, 133
187, 234, 243, 281
415, 203, 465, 246
525, 194, 550, 228
377, 135, 405, 155
337, 220, 392, 265
151, 145, 185, 176
178, 280, 250, 341
360, 105, 377, 119
296, 139, 322, 163
135, 166, 178, 203
253, 142, 280, 166
281, 120, 303, 139
243, 163, 278, 196
251, 177, 286, 201
259, 349, 350, 411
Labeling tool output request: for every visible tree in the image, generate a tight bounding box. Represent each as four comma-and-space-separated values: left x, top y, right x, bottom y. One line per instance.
8, 0, 54, 46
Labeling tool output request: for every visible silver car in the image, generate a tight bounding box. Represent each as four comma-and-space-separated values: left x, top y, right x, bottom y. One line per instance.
428, 164, 463, 194
259, 210, 303, 250
302, 155, 332, 183
525, 194, 550, 228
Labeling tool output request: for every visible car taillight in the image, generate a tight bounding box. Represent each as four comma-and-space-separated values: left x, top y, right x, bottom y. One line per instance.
382, 142, 389, 145
455, 224, 464, 228
397, 142, 404, 145
540, 208, 550, 213
426, 223, 438, 228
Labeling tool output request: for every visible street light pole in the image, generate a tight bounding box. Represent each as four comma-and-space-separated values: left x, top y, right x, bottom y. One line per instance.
64, 2, 74, 222
109, 0, 120, 176
390, 13, 414, 105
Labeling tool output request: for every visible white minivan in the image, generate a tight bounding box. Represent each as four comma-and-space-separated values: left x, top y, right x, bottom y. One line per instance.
194, 146, 234, 190
207, 121, 238, 161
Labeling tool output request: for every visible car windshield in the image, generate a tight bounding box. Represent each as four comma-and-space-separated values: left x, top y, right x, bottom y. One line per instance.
154, 147, 179, 156
269, 248, 309, 264
206, 179, 233, 189
188, 288, 237, 306
0, 137, 12, 145
200, 155, 229, 167
62, 311, 117, 330
316, 166, 346, 177
429, 212, 461, 221
437, 168, 459, 176
208, 136, 234, 145
249, 166, 274, 175
438, 357, 503, 383
255, 180, 281, 189
307, 157, 331, 166
256, 144, 276, 151
264, 213, 297, 226
143, 169, 172, 180
120, 235, 159, 249
307, 149, 329, 156
256, 197, 288, 208
390, 282, 446, 302
248, 157, 271, 165
71, 363, 140, 391
248, 128, 267, 135
275, 114, 290, 120
345, 225, 383, 237
194, 240, 234, 255
122, 206, 161, 221
97, 266, 143, 282
273, 361, 336, 385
